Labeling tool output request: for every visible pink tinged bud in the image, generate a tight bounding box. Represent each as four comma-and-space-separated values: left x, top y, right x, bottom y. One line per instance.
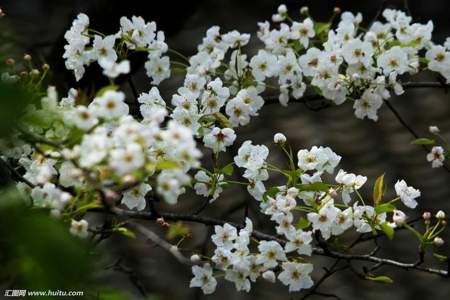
422, 211, 431, 220
436, 210, 446, 219
328, 188, 338, 198
433, 237, 444, 246
104, 189, 119, 205
122, 174, 137, 185
262, 270, 276, 283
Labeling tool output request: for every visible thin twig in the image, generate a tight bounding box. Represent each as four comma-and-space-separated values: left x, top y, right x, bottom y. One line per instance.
383, 99, 450, 173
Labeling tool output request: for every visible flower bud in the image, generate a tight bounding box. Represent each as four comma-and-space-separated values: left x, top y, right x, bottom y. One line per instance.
42, 63, 50, 70
422, 211, 431, 220
5, 58, 15, 65
103, 189, 119, 205
122, 174, 137, 185
393, 210, 406, 226
30, 69, 40, 76
300, 6, 309, 15
274, 132, 287, 144
277, 4, 287, 14
262, 270, 276, 283
433, 237, 444, 246
156, 217, 169, 227
334, 7, 341, 14
24, 54, 32, 61
287, 187, 299, 198
0, 8, 5, 17
436, 210, 446, 219
328, 188, 338, 198
5, 58, 16, 66
429, 126, 440, 134
190, 254, 201, 263
169, 245, 178, 254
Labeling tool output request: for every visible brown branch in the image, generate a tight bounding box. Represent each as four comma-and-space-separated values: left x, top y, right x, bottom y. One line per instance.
89, 207, 449, 278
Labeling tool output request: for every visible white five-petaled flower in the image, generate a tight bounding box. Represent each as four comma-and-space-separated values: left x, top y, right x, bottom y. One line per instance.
426, 146, 445, 168
256, 240, 287, 268
70, 219, 89, 238
353, 89, 383, 121
211, 223, 238, 250
203, 127, 236, 153
307, 200, 340, 240
121, 183, 151, 211
90, 90, 129, 120
284, 230, 313, 256
190, 263, 217, 295
335, 169, 367, 204
278, 262, 314, 292
290, 18, 315, 48
394, 179, 421, 208
110, 143, 145, 175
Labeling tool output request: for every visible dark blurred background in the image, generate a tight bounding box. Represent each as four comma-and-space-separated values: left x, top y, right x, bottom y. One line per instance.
1, 0, 450, 299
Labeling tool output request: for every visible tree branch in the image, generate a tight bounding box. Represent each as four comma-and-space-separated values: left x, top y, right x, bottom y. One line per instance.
90, 207, 449, 278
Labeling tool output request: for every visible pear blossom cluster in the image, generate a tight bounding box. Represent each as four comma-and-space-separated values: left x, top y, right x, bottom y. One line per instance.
63, 14, 169, 83
189, 134, 435, 295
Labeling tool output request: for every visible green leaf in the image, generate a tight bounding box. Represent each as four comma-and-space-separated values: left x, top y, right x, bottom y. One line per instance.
96, 85, 119, 97
375, 203, 395, 214
166, 222, 190, 240
263, 187, 280, 202
295, 217, 311, 230
115, 227, 136, 238
296, 182, 329, 192
365, 275, 394, 284
221, 163, 234, 176
156, 159, 181, 170
380, 222, 395, 240
433, 253, 448, 262
373, 174, 385, 206
444, 150, 450, 159
212, 112, 232, 129
314, 22, 331, 35
0, 188, 93, 291
411, 138, 435, 145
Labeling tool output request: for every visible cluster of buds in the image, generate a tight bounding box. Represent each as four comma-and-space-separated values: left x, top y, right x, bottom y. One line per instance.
156, 217, 170, 228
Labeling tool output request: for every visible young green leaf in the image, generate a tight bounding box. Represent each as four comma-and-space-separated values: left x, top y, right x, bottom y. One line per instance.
411, 138, 435, 145
295, 217, 311, 230
380, 222, 395, 240
373, 174, 385, 206
375, 203, 396, 214
365, 275, 394, 284
263, 187, 280, 202
115, 227, 136, 238
296, 182, 329, 192
221, 163, 234, 176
